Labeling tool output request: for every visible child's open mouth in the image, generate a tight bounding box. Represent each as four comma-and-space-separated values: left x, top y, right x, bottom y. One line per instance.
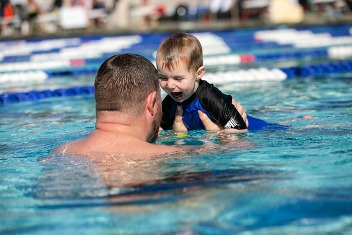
171, 92, 183, 99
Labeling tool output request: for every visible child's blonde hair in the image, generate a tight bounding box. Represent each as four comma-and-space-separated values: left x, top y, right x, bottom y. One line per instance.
156, 33, 203, 72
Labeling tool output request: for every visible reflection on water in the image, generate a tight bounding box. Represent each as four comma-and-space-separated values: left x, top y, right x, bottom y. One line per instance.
37, 145, 282, 199
1, 77, 352, 234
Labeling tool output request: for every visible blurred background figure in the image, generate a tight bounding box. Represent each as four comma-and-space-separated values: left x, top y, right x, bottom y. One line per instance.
90, 0, 107, 29
59, 0, 90, 31
239, 0, 270, 23
268, 0, 304, 24
26, 0, 40, 23
210, 0, 235, 21
130, 0, 164, 30
0, 0, 13, 35
172, 1, 210, 22
10, 0, 39, 35
50, 0, 62, 12
139, 0, 159, 29
10, 0, 27, 34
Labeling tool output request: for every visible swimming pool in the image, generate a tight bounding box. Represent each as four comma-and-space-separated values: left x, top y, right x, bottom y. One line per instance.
1, 25, 352, 234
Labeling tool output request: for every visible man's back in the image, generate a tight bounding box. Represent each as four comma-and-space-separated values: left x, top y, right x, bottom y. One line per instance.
55, 129, 180, 158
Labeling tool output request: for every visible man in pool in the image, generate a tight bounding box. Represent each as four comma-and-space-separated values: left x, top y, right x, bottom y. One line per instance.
53, 53, 248, 157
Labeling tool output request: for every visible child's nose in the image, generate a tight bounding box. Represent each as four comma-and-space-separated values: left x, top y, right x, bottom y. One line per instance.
166, 80, 176, 89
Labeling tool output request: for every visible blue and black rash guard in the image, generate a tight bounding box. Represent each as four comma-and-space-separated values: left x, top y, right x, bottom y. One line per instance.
160, 79, 247, 130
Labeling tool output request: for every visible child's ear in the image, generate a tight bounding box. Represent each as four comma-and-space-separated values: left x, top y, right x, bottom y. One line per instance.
196, 66, 206, 79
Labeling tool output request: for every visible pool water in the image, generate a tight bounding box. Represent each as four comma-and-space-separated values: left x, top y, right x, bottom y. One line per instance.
1, 76, 351, 234
1, 25, 352, 234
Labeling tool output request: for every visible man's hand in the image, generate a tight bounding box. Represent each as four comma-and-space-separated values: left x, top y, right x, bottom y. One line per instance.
198, 98, 249, 133
172, 105, 188, 132
173, 99, 249, 133
232, 98, 248, 127
197, 110, 221, 132
173, 105, 223, 132
172, 99, 248, 133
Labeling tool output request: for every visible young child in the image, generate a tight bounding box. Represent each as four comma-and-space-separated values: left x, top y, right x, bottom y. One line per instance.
156, 33, 284, 132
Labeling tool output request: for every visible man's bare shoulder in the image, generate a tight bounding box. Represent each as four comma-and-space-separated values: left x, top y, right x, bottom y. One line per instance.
51, 139, 85, 155
51, 144, 66, 154
143, 142, 183, 155
51, 136, 186, 157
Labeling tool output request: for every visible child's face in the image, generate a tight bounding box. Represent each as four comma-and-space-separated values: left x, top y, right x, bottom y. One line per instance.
157, 61, 204, 103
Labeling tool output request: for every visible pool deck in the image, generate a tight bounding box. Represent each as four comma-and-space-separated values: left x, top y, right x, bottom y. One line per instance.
1, 12, 352, 41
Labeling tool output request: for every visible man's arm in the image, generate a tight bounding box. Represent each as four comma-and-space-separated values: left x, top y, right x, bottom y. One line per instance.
173, 99, 249, 133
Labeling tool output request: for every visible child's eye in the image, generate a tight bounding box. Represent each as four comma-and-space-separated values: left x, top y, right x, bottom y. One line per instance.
174, 77, 182, 81
158, 76, 168, 81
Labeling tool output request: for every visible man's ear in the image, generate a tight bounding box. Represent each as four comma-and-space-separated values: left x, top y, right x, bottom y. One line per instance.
146, 91, 157, 116
196, 66, 206, 79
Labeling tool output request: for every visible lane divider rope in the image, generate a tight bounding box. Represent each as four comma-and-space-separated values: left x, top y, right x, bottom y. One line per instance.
1, 60, 352, 85
1, 60, 352, 105
0, 85, 94, 105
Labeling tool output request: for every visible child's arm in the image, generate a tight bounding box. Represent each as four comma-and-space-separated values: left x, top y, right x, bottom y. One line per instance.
198, 81, 247, 131
218, 98, 248, 133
